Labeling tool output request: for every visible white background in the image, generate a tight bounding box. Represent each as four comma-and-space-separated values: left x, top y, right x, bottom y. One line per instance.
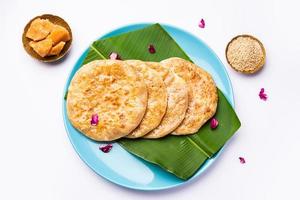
1, 0, 300, 199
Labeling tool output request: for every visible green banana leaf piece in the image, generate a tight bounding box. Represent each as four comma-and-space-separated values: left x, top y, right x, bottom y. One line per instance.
83, 24, 190, 64
80, 24, 241, 180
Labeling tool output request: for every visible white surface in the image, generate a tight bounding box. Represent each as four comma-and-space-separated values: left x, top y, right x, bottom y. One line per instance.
1, 0, 300, 199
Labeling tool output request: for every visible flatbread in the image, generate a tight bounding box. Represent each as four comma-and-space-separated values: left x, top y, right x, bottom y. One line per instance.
161, 57, 218, 135
125, 60, 168, 138
143, 62, 188, 138
67, 60, 148, 141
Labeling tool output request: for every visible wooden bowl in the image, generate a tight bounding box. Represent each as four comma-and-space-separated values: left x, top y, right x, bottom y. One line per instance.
225, 34, 266, 74
22, 14, 73, 63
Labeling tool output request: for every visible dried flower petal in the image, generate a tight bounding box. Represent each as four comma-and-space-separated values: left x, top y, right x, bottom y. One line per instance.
259, 88, 268, 101
109, 52, 121, 60
148, 44, 156, 54
99, 144, 113, 153
210, 118, 219, 129
198, 18, 205, 28
239, 157, 246, 164
91, 114, 99, 126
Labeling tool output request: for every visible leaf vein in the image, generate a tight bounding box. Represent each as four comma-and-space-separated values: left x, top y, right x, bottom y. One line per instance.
187, 137, 210, 158
90, 44, 107, 59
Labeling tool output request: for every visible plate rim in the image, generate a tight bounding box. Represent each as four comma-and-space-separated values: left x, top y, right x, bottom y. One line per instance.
62, 23, 234, 191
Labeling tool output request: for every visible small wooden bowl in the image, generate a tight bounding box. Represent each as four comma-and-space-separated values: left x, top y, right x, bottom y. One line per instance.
22, 14, 73, 63
225, 34, 266, 74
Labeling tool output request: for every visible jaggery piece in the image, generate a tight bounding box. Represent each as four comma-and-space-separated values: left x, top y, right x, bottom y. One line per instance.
47, 25, 70, 45
48, 41, 66, 56
29, 38, 53, 57
26, 18, 54, 41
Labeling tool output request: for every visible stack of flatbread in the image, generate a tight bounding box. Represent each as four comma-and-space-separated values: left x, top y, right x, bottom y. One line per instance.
67, 57, 218, 141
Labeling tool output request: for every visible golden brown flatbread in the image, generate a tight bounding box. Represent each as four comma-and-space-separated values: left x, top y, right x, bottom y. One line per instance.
143, 62, 188, 138
67, 60, 148, 141
161, 57, 218, 135
125, 60, 168, 138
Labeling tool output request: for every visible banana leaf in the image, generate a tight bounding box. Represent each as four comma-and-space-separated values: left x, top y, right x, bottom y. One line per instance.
79, 24, 241, 180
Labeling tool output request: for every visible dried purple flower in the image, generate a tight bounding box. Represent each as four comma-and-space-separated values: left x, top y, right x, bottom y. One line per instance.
99, 144, 113, 153
91, 114, 99, 126
210, 118, 219, 129
259, 88, 268, 101
198, 19, 205, 28
148, 44, 156, 54
239, 157, 246, 164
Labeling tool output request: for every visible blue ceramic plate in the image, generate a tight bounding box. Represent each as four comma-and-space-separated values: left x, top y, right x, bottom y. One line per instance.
63, 23, 234, 191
